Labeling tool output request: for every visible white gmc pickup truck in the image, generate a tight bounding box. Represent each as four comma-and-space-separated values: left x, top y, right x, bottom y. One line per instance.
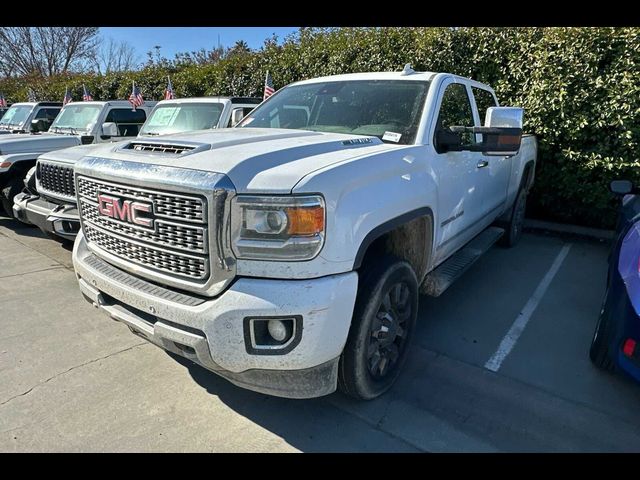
72, 69, 537, 400
13, 96, 260, 240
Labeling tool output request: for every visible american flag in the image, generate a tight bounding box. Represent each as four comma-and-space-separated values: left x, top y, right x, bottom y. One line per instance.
63, 87, 72, 106
0, 93, 7, 108
129, 81, 144, 110
164, 76, 175, 100
82, 85, 93, 102
263, 71, 275, 100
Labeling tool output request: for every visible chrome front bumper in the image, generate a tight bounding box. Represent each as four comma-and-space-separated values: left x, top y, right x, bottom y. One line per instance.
13, 193, 80, 240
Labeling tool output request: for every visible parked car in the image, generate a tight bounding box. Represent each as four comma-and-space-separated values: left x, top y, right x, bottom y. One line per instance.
0, 100, 156, 217
0, 101, 62, 135
590, 180, 640, 382
72, 68, 537, 399
13, 96, 261, 240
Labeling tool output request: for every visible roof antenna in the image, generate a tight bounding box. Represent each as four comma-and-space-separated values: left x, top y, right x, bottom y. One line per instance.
401, 63, 415, 76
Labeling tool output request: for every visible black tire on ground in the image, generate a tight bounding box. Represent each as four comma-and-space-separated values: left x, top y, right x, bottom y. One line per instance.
0, 175, 24, 218
499, 186, 527, 248
589, 286, 616, 371
338, 256, 419, 400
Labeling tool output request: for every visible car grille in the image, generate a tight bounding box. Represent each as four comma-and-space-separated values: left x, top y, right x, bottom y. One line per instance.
79, 201, 206, 253
77, 176, 209, 281
38, 161, 75, 200
77, 177, 205, 223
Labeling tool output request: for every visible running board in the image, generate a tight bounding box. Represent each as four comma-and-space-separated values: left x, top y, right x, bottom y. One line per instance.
421, 227, 505, 297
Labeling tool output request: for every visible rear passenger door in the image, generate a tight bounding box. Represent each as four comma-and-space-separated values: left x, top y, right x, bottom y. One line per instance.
470, 86, 511, 223
102, 108, 148, 141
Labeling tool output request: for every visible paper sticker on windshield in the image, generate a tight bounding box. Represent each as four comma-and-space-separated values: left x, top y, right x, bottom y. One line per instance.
383, 131, 402, 143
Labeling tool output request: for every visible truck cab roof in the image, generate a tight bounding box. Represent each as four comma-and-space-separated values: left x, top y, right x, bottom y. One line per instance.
292, 70, 495, 92
155, 97, 261, 106
64, 100, 157, 109
9, 101, 63, 108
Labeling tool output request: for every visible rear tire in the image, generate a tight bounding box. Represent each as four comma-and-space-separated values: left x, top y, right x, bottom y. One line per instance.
590, 286, 616, 371
499, 187, 527, 248
1, 175, 23, 218
338, 256, 419, 400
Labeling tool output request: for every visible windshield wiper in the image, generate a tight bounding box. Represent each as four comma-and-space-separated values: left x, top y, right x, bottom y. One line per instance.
144, 132, 160, 136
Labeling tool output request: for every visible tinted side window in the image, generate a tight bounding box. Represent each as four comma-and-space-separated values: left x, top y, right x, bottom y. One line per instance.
226, 107, 256, 127
105, 108, 147, 136
472, 87, 498, 124
34, 108, 60, 121
434, 83, 474, 153
436, 84, 474, 130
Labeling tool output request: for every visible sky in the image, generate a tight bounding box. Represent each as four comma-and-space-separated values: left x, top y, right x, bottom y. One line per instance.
100, 27, 300, 61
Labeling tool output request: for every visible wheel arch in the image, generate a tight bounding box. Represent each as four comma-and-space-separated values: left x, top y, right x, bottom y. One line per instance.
353, 207, 434, 283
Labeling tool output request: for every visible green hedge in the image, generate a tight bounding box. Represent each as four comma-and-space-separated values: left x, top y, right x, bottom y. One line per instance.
1, 27, 638, 229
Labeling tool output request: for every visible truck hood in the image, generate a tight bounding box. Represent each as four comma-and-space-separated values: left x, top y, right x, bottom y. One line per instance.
38, 142, 104, 165
78, 128, 403, 193
0, 133, 81, 155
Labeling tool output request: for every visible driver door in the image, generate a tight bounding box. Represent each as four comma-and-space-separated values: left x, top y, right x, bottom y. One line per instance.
430, 79, 485, 265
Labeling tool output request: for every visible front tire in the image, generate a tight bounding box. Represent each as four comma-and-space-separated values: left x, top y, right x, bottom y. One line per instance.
338, 256, 419, 400
1, 175, 24, 218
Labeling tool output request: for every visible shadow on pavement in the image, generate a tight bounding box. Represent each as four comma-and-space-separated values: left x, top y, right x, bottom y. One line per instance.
0, 216, 44, 238
166, 352, 411, 452
0, 216, 74, 251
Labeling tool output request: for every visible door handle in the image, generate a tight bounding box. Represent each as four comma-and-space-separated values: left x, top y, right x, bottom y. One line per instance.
477, 160, 489, 169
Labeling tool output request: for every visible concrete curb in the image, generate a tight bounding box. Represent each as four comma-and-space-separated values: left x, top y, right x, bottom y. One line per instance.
524, 219, 614, 241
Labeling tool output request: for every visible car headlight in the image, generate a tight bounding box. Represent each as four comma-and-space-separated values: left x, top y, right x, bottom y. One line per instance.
231, 195, 325, 260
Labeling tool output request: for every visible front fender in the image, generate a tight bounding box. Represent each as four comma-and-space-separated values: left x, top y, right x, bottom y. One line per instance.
0, 153, 42, 173
294, 145, 438, 270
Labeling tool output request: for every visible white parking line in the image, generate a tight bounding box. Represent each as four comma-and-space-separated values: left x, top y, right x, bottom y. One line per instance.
484, 243, 572, 372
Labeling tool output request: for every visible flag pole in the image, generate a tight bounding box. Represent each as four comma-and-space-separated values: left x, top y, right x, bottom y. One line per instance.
131, 81, 136, 111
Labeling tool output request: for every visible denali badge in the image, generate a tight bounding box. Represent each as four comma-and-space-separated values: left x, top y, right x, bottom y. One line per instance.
97, 194, 153, 228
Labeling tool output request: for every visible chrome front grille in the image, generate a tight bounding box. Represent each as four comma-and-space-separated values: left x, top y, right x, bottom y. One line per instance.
38, 161, 75, 200
84, 225, 208, 279
77, 177, 205, 222
77, 175, 209, 282
80, 201, 206, 253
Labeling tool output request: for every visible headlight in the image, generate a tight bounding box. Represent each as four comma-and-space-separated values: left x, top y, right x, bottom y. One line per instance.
231, 195, 325, 260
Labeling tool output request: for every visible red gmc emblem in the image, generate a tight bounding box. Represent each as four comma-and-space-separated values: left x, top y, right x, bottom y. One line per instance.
97, 194, 153, 228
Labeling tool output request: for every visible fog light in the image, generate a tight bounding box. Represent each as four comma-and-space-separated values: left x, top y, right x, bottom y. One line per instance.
243, 316, 303, 355
268, 319, 288, 342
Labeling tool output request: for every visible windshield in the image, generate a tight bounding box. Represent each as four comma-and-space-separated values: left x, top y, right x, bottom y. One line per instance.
238, 80, 430, 145
50, 104, 102, 132
139, 103, 225, 136
0, 105, 33, 128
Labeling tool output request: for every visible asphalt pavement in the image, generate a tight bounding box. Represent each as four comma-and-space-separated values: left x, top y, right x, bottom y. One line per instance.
1, 217, 639, 452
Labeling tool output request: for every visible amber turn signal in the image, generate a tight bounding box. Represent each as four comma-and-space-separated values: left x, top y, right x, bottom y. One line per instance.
286, 206, 325, 235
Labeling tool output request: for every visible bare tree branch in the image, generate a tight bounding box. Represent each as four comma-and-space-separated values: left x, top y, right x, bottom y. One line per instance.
92, 38, 140, 74
0, 27, 99, 76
